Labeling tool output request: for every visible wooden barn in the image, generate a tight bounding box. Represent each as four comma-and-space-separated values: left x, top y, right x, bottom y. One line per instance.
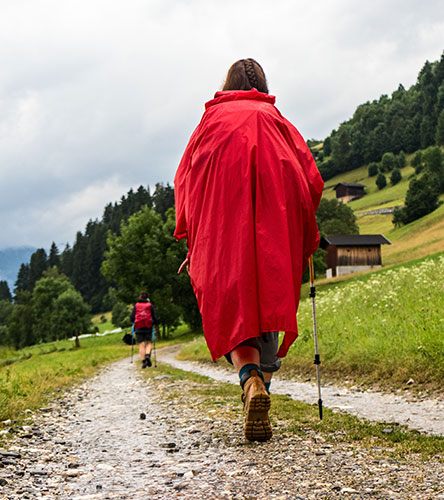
320, 234, 391, 278
334, 183, 365, 203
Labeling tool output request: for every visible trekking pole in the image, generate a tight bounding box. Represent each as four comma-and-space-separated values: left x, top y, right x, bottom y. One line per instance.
131, 324, 135, 364
309, 255, 323, 420
152, 326, 157, 368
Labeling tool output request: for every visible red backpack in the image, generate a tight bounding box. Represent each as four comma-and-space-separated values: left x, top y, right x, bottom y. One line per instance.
134, 302, 153, 329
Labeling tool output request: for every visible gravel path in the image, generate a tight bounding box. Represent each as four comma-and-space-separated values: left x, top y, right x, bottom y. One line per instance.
158, 346, 444, 436
0, 353, 443, 500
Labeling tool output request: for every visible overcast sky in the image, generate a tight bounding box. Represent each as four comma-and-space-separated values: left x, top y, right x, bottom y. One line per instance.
1, 0, 443, 250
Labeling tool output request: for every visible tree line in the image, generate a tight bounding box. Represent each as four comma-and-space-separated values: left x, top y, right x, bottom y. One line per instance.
311, 52, 444, 181
310, 52, 444, 226
0, 183, 200, 349
12, 184, 174, 312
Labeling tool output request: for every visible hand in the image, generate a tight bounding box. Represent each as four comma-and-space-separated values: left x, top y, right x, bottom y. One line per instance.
177, 257, 189, 275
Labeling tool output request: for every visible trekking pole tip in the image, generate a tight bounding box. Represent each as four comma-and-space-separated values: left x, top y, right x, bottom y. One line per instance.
318, 399, 323, 420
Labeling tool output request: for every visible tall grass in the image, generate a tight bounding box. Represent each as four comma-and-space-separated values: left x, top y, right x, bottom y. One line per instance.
290, 254, 444, 389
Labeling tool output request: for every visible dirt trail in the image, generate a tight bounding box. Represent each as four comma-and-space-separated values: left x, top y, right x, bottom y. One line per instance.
0, 353, 443, 499
158, 345, 444, 436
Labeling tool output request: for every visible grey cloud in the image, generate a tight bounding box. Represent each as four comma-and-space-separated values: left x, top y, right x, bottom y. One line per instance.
1, 0, 443, 248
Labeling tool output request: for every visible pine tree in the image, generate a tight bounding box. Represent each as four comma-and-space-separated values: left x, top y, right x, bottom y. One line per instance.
59, 244, 74, 277
0, 281, 12, 302
48, 242, 60, 268
152, 183, 175, 220
435, 108, 444, 146
14, 263, 31, 296
28, 249, 48, 289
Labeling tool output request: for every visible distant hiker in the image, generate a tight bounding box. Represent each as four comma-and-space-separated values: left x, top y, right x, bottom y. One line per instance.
130, 291, 158, 368
174, 59, 323, 441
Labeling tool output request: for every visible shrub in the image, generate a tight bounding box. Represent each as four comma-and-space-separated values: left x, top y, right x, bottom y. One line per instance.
412, 151, 423, 169
381, 152, 396, 172
390, 168, 402, 185
376, 173, 387, 190
112, 302, 132, 329
422, 146, 444, 193
368, 162, 379, 177
392, 206, 406, 227
403, 174, 439, 223
396, 150, 406, 168
423, 146, 443, 174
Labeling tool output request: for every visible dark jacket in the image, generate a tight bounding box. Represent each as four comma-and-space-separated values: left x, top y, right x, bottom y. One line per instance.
130, 299, 158, 333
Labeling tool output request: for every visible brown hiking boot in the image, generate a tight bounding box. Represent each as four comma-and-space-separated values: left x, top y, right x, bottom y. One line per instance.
242, 370, 272, 442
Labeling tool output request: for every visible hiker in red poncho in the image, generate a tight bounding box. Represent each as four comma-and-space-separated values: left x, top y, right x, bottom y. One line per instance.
174, 59, 324, 441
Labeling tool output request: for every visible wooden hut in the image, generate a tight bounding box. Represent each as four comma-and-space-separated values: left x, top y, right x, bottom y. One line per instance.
334, 183, 365, 203
320, 234, 391, 278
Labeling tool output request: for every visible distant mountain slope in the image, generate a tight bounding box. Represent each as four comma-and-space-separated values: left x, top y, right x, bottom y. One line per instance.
0, 246, 36, 289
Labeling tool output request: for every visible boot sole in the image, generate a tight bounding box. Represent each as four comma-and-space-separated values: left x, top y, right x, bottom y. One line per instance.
244, 392, 272, 442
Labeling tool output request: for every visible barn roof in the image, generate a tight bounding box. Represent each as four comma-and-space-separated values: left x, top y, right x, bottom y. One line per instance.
333, 183, 366, 190
320, 234, 391, 248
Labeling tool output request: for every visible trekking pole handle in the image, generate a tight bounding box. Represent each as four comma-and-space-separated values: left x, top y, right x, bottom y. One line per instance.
309, 255, 316, 298
309, 255, 315, 284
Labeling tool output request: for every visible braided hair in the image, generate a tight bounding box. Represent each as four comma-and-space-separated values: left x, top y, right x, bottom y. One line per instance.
243, 59, 259, 89
222, 58, 269, 94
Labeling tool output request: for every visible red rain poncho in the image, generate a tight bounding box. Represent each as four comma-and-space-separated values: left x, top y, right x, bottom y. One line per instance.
174, 89, 324, 361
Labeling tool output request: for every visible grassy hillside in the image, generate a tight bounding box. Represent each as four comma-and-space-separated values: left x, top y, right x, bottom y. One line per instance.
323, 164, 415, 210
322, 161, 444, 267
